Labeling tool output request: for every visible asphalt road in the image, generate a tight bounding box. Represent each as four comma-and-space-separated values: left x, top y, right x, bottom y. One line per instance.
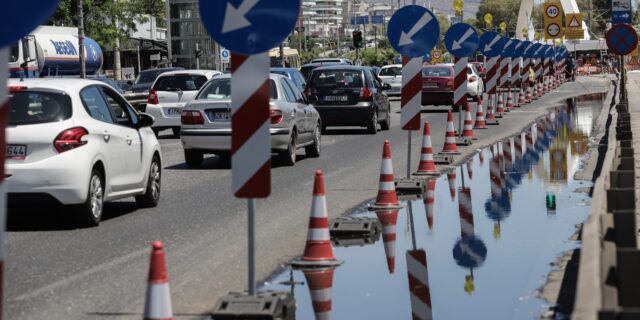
4, 76, 610, 319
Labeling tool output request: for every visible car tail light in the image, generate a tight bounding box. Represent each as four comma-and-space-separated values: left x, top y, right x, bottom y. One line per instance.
469, 76, 477, 82
8, 86, 28, 92
303, 87, 310, 98
360, 87, 373, 100
147, 89, 159, 105
446, 79, 454, 90
181, 110, 204, 125
270, 109, 283, 124
54, 127, 88, 153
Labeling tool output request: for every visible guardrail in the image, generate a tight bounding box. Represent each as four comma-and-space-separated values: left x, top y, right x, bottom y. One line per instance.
573, 79, 640, 319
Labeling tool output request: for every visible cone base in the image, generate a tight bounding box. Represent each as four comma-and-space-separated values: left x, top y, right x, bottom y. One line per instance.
474, 126, 489, 129
291, 258, 343, 269
438, 151, 461, 155
367, 203, 404, 211
485, 119, 500, 125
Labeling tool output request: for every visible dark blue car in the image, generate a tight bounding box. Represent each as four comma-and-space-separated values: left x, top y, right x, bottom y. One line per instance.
270, 68, 307, 93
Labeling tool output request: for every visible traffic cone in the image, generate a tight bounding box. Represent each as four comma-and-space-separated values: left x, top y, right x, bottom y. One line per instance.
376, 210, 398, 274
292, 170, 342, 268
496, 89, 505, 116
144, 241, 173, 320
526, 83, 532, 102
424, 179, 436, 230
414, 121, 438, 176
440, 110, 460, 154
369, 140, 403, 210
474, 96, 487, 129
302, 267, 336, 320
467, 158, 474, 180
518, 87, 525, 106
486, 94, 498, 122
447, 170, 456, 201
461, 102, 475, 138
506, 87, 514, 109
538, 80, 543, 97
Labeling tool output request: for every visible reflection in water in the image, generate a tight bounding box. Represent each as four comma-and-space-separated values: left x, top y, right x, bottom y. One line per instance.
262, 96, 603, 319
303, 268, 335, 320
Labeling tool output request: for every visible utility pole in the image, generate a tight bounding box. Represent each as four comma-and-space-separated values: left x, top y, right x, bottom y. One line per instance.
587, 0, 592, 32
78, 0, 86, 79
113, 0, 122, 80
165, 0, 173, 67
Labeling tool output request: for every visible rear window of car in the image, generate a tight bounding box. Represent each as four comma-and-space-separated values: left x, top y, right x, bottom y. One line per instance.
379, 66, 401, 76
271, 70, 291, 79
422, 67, 452, 77
196, 78, 278, 100
309, 70, 364, 88
153, 74, 208, 91
9, 91, 72, 125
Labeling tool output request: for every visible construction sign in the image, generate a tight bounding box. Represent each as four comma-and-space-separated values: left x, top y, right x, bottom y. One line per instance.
565, 13, 583, 39
544, 2, 564, 39
431, 49, 443, 63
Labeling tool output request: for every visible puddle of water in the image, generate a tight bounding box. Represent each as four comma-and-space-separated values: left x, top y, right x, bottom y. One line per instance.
261, 95, 603, 319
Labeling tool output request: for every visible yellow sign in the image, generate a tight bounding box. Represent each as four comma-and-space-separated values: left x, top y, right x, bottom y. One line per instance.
565, 28, 584, 39
484, 13, 493, 26
499, 22, 507, 33
453, 0, 464, 11
431, 49, 443, 64
544, 2, 564, 39
565, 13, 583, 39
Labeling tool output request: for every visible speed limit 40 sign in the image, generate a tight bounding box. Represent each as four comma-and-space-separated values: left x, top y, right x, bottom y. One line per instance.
543, 2, 564, 39
545, 4, 560, 19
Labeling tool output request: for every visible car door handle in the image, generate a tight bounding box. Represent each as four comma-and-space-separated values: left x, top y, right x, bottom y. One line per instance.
103, 131, 110, 142
125, 135, 133, 145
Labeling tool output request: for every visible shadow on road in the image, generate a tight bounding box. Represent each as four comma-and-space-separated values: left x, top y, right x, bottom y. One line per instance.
322, 128, 370, 135
165, 155, 231, 170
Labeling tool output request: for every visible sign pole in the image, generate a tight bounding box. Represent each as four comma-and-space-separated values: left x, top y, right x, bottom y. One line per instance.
247, 198, 256, 294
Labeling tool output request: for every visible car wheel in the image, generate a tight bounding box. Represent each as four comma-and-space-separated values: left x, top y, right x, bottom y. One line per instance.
366, 111, 378, 134
321, 123, 328, 135
278, 133, 297, 166
135, 156, 161, 208
73, 170, 103, 227
172, 128, 181, 138
305, 124, 321, 158
184, 149, 203, 168
380, 108, 391, 131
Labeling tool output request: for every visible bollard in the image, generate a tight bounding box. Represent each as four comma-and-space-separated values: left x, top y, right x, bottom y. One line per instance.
616, 248, 640, 307
611, 210, 637, 248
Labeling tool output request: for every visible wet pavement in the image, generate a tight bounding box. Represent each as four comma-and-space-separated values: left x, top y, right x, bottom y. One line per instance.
261, 94, 605, 319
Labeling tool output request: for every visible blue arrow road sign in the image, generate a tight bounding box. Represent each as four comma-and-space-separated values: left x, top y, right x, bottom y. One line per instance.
479, 31, 505, 57
388, 5, 440, 57
532, 43, 544, 58
501, 38, 516, 58
453, 236, 488, 269
545, 46, 555, 59
522, 41, 534, 58
199, 0, 300, 55
0, 0, 59, 47
444, 23, 479, 57
612, 0, 632, 24
514, 40, 526, 58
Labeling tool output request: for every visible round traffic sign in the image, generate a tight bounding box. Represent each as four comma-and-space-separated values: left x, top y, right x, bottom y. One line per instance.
0, 0, 59, 48
199, 0, 301, 54
514, 39, 526, 58
444, 23, 479, 57
479, 31, 505, 57
501, 38, 516, 57
545, 46, 555, 59
546, 4, 560, 19
453, 236, 488, 269
532, 43, 544, 58
522, 41, 535, 58
221, 49, 230, 58
388, 5, 440, 57
547, 23, 561, 37
606, 23, 638, 56
433, 50, 442, 59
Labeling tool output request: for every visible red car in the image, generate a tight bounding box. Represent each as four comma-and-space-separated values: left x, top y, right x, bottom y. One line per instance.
421, 64, 454, 108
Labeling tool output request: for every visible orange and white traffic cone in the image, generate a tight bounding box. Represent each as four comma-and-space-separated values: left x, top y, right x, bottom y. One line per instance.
467, 158, 474, 180
518, 87, 525, 106
423, 179, 436, 230
414, 121, 438, 176
461, 102, 475, 138
144, 241, 173, 320
474, 96, 487, 129
496, 89, 505, 116
369, 140, 403, 210
526, 83, 533, 102
506, 87, 514, 109
302, 267, 336, 320
376, 210, 399, 274
440, 110, 460, 154
447, 170, 457, 201
292, 170, 342, 268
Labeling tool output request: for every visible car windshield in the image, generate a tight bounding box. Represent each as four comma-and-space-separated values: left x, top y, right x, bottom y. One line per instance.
153, 74, 208, 91
10, 43, 19, 63
9, 91, 72, 125
309, 70, 364, 88
379, 67, 402, 76
423, 67, 452, 77
134, 70, 165, 85
197, 78, 277, 100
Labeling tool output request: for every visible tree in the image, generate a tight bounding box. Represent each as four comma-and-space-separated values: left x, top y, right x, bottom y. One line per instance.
475, 0, 521, 36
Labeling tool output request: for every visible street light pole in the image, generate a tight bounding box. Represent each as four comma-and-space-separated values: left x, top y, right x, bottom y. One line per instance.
77, 0, 86, 79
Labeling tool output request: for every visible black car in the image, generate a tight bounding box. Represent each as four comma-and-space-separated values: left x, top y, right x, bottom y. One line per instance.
129, 67, 184, 93
300, 62, 350, 81
305, 66, 392, 134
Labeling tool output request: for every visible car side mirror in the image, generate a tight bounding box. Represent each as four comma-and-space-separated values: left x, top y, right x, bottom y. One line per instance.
383, 83, 392, 90
138, 113, 155, 128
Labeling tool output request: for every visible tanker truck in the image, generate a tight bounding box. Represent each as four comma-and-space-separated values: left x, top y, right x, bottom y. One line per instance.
8, 26, 103, 78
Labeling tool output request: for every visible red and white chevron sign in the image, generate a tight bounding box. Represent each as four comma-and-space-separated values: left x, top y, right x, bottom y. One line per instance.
486, 56, 499, 95
231, 53, 271, 198
453, 57, 468, 108
406, 249, 433, 320
401, 56, 422, 130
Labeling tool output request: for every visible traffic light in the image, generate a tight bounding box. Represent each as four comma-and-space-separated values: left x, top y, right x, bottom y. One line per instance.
546, 193, 556, 211
352, 30, 363, 49
195, 43, 202, 58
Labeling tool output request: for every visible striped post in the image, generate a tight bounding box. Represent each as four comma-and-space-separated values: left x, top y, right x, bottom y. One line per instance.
406, 249, 433, 320
144, 241, 173, 320
458, 186, 474, 238
0, 49, 8, 320
467, 158, 474, 180
543, 57, 549, 93
231, 53, 270, 198
511, 57, 520, 107
453, 57, 468, 111
424, 179, 436, 230
302, 268, 335, 320
523, 57, 531, 103
489, 145, 502, 199
401, 56, 423, 130
376, 210, 399, 274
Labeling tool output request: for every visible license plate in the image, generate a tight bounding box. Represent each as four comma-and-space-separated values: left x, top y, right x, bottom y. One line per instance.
166, 108, 182, 115
424, 82, 438, 88
6, 145, 26, 159
208, 111, 230, 122
324, 95, 348, 102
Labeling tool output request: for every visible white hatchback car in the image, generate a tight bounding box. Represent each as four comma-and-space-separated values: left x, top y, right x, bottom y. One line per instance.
6, 79, 162, 227
377, 64, 402, 96
145, 70, 221, 137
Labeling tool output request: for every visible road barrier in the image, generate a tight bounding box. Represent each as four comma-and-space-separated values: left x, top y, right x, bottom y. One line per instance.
144, 241, 173, 320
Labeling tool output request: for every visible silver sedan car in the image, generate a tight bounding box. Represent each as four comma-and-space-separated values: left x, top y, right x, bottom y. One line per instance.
180, 73, 322, 168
